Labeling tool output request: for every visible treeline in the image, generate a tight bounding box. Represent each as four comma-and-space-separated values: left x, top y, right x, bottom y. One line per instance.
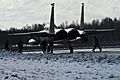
7, 23, 45, 33
84, 17, 120, 29
59, 17, 120, 29
5, 17, 120, 33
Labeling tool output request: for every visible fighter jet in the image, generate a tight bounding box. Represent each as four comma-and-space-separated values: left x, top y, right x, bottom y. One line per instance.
8, 3, 115, 46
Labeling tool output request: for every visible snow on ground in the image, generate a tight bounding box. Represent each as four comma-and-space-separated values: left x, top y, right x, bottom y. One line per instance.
0, 48, 120, 80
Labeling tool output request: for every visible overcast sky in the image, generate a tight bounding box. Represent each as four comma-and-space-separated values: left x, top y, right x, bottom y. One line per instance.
0, 0, 120, 30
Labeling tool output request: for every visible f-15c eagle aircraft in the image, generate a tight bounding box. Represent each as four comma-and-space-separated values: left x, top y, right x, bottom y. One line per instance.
8, 3, 115, 46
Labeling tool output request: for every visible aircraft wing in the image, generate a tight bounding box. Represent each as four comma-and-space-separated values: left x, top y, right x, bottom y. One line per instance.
8, 30, 53, 37
83, 29, 116, 35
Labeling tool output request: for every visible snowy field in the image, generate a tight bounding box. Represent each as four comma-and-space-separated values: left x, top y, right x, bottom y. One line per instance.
0, 48, 120, 80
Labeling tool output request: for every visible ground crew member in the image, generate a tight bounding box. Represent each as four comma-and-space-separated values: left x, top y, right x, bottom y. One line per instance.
18, 40, 23, 53
92, 36, 102, 52
4, 40, 9, 51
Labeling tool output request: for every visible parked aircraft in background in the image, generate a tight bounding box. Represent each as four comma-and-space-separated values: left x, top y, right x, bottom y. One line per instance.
8, 3, 115, 46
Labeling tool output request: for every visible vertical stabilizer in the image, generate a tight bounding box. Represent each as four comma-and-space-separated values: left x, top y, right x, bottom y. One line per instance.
80, 3, 84, 30
49, 3, 55, 34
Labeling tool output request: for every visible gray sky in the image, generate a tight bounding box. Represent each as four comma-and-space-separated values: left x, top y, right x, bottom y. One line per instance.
0, 0, 120, 30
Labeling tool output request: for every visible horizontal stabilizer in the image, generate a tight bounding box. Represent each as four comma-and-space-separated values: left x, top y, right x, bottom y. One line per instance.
8, 31, 54, 37
84, 29, 116, 35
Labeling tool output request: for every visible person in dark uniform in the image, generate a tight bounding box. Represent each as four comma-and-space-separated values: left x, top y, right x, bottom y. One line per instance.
18, 40, 23, 53
92, 36, 102, 52
68, 41, 73, 53
69, 45, 73, 53
41, 40, 47, 53
47, 43, 50, 53
47, 38, 54, 53
49, 40, 53, 53
4, 40, 9, 51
